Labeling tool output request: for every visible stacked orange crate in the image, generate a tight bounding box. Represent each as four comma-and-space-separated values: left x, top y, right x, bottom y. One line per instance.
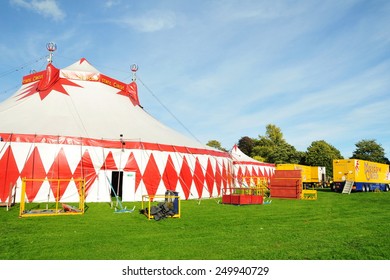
270, 170, 302, 199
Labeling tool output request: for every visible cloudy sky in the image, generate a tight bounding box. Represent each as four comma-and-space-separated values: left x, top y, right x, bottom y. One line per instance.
1, 0, 389, 158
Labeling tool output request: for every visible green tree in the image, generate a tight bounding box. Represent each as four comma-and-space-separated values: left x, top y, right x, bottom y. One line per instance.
237, 136, 254, 156
252, 155, 266, 162
268, 142, 301, 164
304, 140, 343, 178
206, 140, 227, 152
351, 139, 389, 164
251, 124, 301, 164
263, 124, 284, 145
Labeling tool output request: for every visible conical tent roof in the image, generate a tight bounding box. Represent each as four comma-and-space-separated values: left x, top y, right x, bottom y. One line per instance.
0, 58, 210, 150
0, 57, 230, 204
230, 144, 275, 186
62, 58, 100, 73
230, 144, 263, 164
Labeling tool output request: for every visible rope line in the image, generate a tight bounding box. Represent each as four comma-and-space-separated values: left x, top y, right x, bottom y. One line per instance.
0, 55, 48, 79
137, 76, 202, 144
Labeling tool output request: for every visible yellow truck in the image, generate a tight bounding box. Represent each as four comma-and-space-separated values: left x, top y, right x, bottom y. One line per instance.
332, 159, 390, 192
275, 164, 326, 188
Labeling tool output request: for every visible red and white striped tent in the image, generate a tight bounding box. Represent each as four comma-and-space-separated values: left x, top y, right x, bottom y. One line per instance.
0, 57, 232, 204
230, 145, 275, 187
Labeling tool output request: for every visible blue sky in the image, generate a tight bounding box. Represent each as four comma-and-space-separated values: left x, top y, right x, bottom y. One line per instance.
1, 0, 389, 158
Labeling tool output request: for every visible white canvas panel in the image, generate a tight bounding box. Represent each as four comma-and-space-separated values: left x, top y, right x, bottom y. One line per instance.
121, 172, 136, 202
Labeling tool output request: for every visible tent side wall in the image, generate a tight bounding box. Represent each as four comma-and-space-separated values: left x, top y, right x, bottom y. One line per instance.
232, 162, 275, 188
0, 139, 232, 203
229, 144, 275, 187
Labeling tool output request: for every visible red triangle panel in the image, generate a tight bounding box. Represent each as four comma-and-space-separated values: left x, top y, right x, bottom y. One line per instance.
123, 152, 142, 192
178, 156, 192, 199
193, 158, 205, 198
214, 163, 222, 196
47, 148, 73, 201
162, 155, 178, 191
0, 146, 19, 202
205, 159, 215, 197
20, 146, 47, 202
73, 149, 97, 197
142, 154, 161, 196
101, 151, 117, 170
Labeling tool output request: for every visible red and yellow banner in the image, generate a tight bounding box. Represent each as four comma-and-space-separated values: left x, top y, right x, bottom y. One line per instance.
100, 74, 126, 91
22, 70, 45, 84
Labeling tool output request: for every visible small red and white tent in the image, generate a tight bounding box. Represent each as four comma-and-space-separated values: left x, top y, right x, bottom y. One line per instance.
230, 145, 275, 187
0, 56, 232, 204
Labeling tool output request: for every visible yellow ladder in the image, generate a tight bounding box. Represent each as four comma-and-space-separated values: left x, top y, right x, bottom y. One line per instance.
342, 180, 354, 194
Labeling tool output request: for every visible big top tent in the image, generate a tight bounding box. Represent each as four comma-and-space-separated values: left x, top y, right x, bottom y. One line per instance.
0, 45, 233, 204
229, 144, 275, 188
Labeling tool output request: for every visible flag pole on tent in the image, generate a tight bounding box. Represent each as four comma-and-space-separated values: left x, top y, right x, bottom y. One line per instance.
131, 64, 138, 81
46, 42, 57, 64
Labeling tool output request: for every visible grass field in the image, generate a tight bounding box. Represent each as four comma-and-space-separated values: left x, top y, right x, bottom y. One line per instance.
1, 189, 389, 260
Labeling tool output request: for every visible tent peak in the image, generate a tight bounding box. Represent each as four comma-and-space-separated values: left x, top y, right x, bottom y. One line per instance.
79, 58, 89, 64
63, 58, 100, 73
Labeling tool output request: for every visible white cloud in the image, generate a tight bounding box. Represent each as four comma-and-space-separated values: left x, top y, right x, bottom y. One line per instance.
10, 0, 65, 21
117, 10, 176, 32
212, 0, 307, 22
105, 0, 121, 8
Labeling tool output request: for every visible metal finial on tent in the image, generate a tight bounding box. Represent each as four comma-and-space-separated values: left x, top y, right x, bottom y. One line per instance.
130, 64, 138, 81
120, 134, 125, 152
46, 42, 57, 64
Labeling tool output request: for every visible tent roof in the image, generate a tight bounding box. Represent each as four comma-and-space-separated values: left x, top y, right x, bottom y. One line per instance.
230, 144, 274, 166
230, 144, 258, 162
0, 59, 221, 153
62, 58, 100, 73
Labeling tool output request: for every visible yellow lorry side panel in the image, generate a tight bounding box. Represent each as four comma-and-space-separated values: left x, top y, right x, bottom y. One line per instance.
333, 159, 390, 184
275, 164, 312, 182
310, 166, 320, 182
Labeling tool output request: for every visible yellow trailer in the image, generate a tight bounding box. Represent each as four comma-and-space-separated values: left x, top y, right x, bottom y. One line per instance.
333, 159, 390, 192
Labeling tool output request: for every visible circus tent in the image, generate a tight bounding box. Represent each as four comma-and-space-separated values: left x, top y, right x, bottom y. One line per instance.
230, 144, 275, 187
0, 49, 232, 204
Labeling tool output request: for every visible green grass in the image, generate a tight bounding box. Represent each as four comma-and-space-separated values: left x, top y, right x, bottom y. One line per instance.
1, 189, 389, 260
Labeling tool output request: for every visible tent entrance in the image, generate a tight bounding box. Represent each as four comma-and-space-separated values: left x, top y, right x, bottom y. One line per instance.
110, 171, 136, 201
111, 171, 123, 198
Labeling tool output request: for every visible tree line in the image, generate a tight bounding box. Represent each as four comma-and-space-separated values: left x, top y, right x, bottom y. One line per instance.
207, 124, 390, 179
